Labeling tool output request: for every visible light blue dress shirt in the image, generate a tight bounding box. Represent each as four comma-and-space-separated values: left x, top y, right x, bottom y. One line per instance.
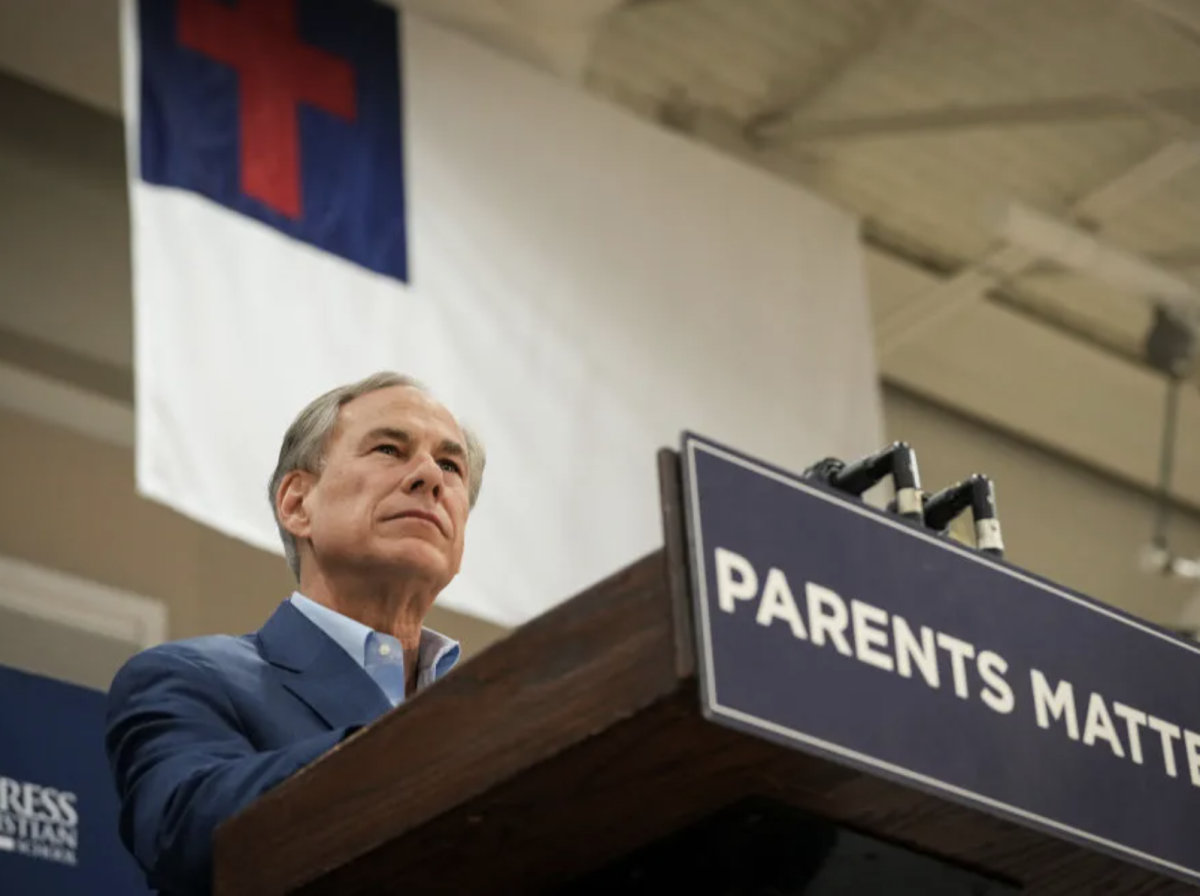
289, 592, 461, 706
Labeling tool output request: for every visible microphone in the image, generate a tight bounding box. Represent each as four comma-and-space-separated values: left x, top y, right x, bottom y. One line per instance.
921, 474, 1005, 558
807, 444, 1007, 558
804, 441, 924, 523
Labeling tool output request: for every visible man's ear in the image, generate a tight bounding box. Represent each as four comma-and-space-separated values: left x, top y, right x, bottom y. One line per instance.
277, 470, 315, 539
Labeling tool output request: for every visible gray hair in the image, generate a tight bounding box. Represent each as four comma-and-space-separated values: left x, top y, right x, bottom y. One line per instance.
267, 371, 486, 580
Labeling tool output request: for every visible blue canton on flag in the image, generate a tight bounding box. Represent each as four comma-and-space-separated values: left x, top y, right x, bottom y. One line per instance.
137, 0, 409, 282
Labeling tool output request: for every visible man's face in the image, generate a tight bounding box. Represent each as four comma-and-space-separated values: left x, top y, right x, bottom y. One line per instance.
284, 386, 471, 591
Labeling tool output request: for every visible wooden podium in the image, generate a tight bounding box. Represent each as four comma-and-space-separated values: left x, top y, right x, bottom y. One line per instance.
213, 451, 1192, 895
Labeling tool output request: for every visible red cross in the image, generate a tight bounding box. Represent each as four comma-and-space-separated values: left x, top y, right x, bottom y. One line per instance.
178, 0, 357, 219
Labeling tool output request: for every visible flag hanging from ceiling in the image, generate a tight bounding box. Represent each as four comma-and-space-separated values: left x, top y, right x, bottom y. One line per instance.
120, 0, 883, 627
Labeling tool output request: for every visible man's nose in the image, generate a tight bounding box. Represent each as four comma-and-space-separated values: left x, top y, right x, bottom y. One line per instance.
402, 452, 443, 498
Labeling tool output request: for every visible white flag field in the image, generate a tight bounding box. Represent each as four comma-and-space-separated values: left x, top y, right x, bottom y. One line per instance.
120, 1, 882, 627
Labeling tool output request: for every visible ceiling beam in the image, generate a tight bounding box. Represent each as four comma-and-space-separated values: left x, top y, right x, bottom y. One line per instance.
0, 360, 133, 449
761, 88, 1200, 143
0, 325, 131, 404
397, 0, 630, 81
992, 199, 1200, 305
0, 70, 123, 188
746, 0, 922, 143
875, 139, 1200, 357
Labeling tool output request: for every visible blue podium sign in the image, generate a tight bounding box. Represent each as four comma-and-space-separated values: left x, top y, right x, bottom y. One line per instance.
681, 433, 1200, 885
0, 664, 149, 895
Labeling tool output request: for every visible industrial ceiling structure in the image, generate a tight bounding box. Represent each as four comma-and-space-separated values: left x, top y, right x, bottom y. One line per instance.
2, 0, 1200, 522
584, 0, 1200, 510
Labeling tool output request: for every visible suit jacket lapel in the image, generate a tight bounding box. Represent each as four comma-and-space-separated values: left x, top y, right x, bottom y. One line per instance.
256, 600, 393, 731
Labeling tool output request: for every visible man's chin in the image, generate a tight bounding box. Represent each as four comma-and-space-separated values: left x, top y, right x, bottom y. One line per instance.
369, 539, 452, 580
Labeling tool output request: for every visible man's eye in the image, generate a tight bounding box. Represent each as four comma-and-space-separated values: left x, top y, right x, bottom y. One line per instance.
374, 444, 401, 457
439, 459, 462, 475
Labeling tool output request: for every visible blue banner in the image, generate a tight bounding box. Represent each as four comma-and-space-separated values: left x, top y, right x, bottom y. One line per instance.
681, 433, 1200, 885
0, 664, 148, 894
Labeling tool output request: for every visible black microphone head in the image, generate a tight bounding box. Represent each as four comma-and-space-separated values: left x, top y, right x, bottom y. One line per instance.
802, 457, 845, 485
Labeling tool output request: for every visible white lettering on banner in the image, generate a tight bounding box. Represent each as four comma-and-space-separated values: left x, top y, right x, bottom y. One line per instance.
851, 600, 893, 672
805, 583, 852, 657
978, 650, 1015, 715
715, 547, 757, 614
935, 632, 976, 700
757, 569, 808, 640
1113, 702, 1147, 765
1083, 692, 1125, 757
0, 775, 79, 866
714, 547, 1015, 718
1030, 671, 1079, 740
1150, 716, 1183, 778
1028, 671, 1200, 786
894, 616, 939, 688
714, 546, 1200, 792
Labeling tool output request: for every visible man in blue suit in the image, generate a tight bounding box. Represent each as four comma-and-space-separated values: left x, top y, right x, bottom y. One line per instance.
105, 372, 485, 895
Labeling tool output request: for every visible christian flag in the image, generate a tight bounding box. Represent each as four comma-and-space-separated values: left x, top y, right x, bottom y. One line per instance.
121, 0, 883, 627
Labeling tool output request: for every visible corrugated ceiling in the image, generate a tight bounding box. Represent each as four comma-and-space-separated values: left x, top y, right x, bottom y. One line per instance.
588, 0, 1200, 354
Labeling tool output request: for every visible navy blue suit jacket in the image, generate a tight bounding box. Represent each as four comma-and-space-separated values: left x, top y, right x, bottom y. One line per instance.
105, 599, 395, 896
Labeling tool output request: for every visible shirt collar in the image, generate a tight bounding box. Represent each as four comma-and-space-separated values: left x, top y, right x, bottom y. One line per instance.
417, 626, 462, 683
290, 592, 375, 666
288, 592, 461, 680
